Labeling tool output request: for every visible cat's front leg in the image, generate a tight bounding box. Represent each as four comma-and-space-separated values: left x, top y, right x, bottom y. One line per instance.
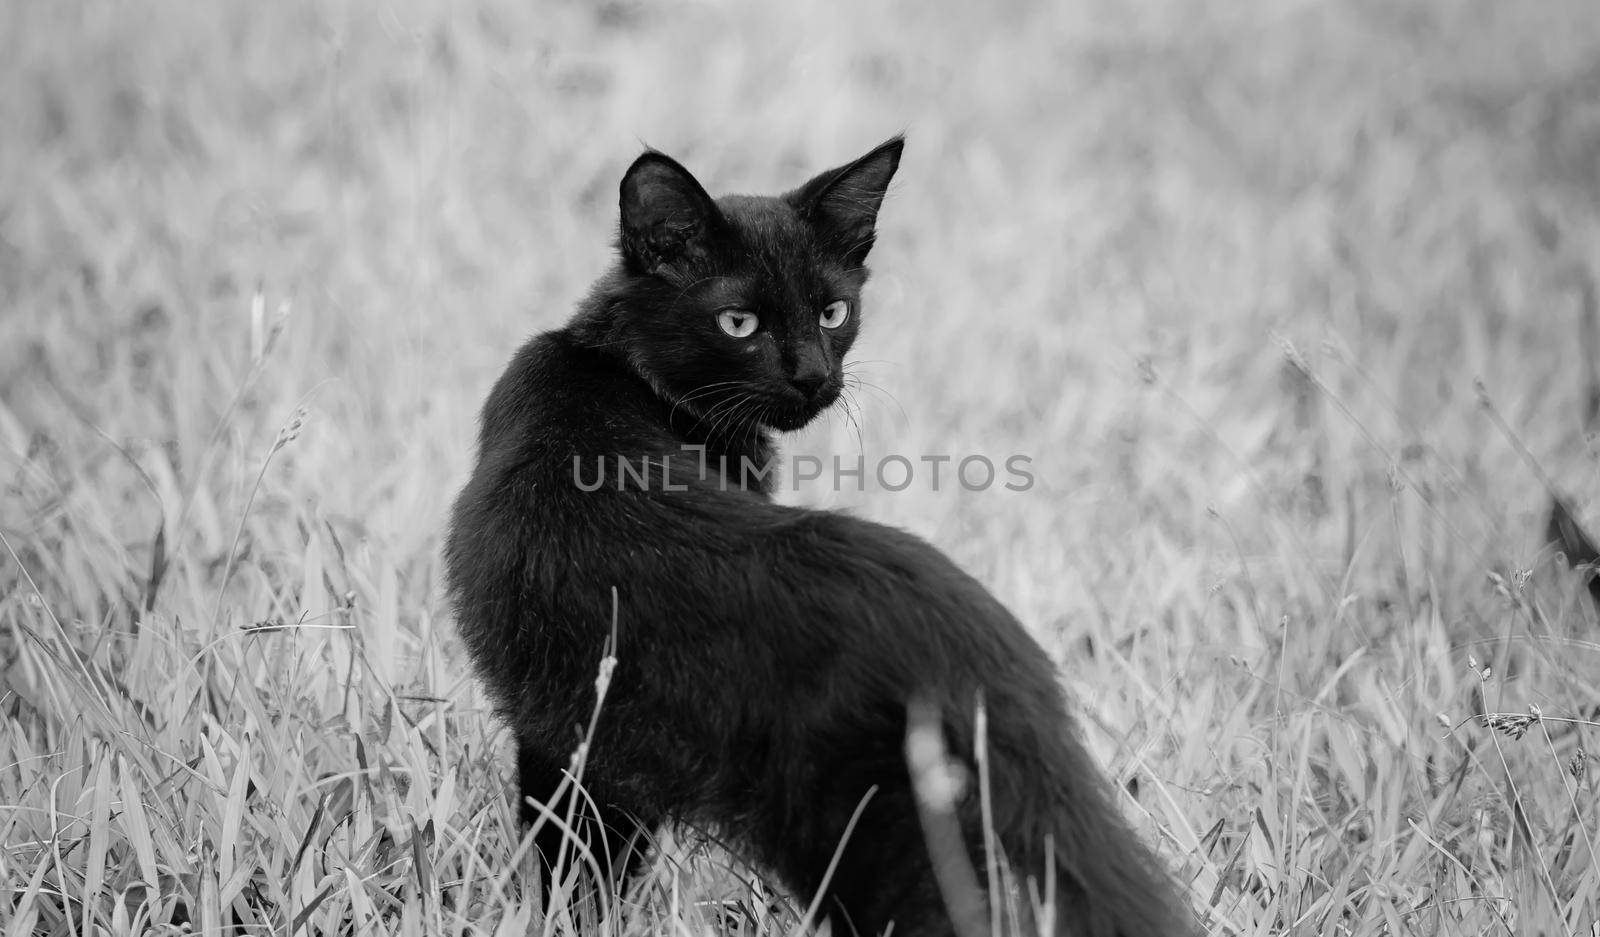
516, 739, 657, 902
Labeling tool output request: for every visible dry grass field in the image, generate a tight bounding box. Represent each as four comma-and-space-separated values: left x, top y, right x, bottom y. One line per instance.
4, 0, 1600, 933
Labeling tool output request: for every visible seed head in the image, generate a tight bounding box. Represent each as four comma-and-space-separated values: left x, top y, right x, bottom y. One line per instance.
274, 407, 309, 451
1479, 711, 1536, 741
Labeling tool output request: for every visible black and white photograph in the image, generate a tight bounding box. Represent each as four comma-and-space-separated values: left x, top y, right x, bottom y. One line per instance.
3, 1, 1599, 934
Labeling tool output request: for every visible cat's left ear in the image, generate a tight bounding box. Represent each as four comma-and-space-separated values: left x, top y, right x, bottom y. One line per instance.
789, 135, 904, 264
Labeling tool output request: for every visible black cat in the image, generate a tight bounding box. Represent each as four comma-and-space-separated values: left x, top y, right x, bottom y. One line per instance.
444, 137, 1192, 937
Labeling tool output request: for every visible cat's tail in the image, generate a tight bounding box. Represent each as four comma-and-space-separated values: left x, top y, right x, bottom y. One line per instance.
1005, 731, 1193, 937
910, 701, 1195, 937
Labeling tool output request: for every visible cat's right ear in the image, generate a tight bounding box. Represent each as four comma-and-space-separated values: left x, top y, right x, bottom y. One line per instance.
619, 152, 723, 277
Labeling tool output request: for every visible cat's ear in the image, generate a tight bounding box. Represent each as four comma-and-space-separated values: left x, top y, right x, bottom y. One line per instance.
619, 151, 724, 276
789, 135, 904, 263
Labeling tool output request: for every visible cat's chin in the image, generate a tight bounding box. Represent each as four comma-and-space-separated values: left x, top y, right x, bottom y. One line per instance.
764, 408, 824, 433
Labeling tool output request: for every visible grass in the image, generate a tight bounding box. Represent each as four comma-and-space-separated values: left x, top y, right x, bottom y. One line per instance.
3, 0, 1600, 933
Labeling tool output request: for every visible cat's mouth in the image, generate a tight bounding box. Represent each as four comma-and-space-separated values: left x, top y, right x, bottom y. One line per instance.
671, 383, 840, 435
765, 385, 840, 432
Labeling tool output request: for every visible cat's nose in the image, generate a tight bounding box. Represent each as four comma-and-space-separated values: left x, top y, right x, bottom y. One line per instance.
790, 371, 829, 400
790, 344, 832, 400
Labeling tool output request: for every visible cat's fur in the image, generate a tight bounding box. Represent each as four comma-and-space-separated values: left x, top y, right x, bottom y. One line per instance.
444, 137, 1192, 937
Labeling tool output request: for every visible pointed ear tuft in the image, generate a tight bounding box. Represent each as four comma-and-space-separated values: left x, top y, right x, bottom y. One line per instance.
619, 151, 722, 276
789, 135, 904, 264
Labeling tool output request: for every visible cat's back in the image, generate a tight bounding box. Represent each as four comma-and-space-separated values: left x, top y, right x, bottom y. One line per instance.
445, 327, 630, 614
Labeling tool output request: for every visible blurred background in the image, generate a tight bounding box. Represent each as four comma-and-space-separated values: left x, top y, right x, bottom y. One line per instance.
4, 0, 1600, 933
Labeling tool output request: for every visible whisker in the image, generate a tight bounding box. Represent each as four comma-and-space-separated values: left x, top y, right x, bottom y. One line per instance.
841, 391, 866, 457
696, 393, 747, 438
669, 380, 749, 423
844, 375, 907, 425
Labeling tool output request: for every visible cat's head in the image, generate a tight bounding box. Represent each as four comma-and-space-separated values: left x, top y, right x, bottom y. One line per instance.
601, 136, 902, 433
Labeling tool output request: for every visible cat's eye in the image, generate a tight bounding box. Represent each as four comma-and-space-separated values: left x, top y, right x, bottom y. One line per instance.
717, 309, 759, 338
820, 300, 850, 329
